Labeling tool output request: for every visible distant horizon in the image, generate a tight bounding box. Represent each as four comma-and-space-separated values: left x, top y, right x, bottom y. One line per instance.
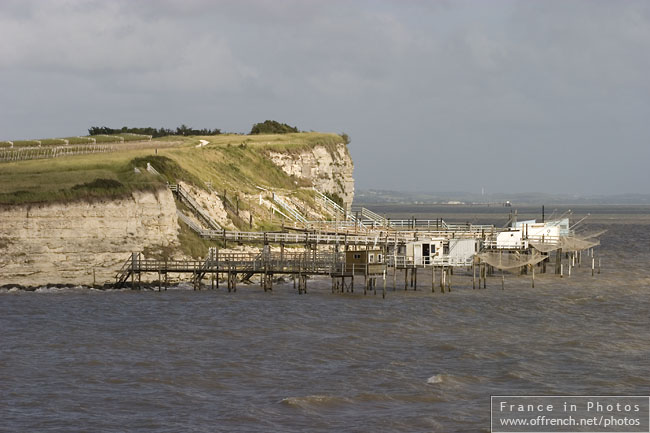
355, 188, 650, 205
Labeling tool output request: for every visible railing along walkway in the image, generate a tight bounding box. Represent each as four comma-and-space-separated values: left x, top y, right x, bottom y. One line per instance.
170, 183, 222, 230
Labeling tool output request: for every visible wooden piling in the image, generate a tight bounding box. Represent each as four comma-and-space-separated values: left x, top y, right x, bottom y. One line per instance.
472, 262, 476, 290
413, 267, 417, 290
531, 264, 535, 288
364, 268, 368, 296
432, 266, 435, 293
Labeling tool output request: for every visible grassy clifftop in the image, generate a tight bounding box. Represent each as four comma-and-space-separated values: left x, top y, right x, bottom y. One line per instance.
0, 132, 347, 205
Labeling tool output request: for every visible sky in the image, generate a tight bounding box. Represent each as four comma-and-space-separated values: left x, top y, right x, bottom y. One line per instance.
1, 0, 649, 195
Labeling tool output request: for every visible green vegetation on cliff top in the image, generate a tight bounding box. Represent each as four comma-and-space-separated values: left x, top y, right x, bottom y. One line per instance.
0, 132, 347, 205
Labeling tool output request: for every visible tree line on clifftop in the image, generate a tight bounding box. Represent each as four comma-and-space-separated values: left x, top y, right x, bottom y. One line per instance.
87, 121, 349, 144
88, 125, 221, 138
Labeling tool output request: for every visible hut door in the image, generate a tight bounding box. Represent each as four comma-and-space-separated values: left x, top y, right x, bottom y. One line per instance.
422, 244, 430, 265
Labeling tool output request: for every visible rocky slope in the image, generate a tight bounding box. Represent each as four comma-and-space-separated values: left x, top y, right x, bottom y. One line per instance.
267, 143, 354, 211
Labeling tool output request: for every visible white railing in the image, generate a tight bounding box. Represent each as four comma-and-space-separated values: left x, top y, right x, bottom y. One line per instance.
313, 188, 348, 218
170, 184, 222, 230
176, 210, 204, 233
146, 162, 161, 176
387, 255, 474, 268
272, 193, 308, 223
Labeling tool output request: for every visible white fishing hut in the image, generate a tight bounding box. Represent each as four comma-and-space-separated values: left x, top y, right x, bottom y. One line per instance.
405, 238, 479, 266
513, 218, 569, 243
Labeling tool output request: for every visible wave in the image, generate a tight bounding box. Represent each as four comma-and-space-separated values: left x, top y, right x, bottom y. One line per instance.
427, 374, 444, 384
280, 394, 350, 409
426, 373, 484, 388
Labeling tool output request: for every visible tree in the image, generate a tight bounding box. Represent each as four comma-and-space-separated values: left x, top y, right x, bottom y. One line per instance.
250, 120, 299, 134
87, 125, 221, 137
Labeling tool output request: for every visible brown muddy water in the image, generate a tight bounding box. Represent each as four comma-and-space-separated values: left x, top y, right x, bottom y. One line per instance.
1, 205, 649, 432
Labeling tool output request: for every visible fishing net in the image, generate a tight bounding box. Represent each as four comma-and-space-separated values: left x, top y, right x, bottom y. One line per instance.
477, 251, 547, 270
529, 240, 561, 253
530, 230, 604, 253
574, 229, 608, 239
558, 236, 600, 252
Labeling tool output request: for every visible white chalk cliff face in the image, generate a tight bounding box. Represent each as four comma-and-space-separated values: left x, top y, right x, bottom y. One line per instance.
267, 143, 354, 211
0, 189, 179, 287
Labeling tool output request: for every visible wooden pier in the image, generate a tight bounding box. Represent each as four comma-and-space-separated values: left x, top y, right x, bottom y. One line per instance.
115, 249, 388, 295
113, 185, 604, 296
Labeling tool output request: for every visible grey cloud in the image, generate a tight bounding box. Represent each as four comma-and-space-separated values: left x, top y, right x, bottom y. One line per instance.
1, 0, 649, 194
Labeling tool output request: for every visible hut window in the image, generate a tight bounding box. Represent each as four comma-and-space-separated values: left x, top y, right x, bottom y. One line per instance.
377, 254, 383, 263
353, 253, 361, 259
369, 253, 375, 263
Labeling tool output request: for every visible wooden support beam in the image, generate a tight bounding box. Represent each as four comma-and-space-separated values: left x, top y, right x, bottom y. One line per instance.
432, 266, 435, 293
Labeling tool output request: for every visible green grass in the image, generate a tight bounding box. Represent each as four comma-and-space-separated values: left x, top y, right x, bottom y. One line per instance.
38, 138, 67, 146
0, 132, 344, 208
91, 135, 123, 143
191, 132, 345, 156
65, 137, 95, 144
117, 133, 152, 142
0, 149, 167, 204
177, 220, 222, 259
131, 155, 205, 188
12, 140, 41, 147
86, 134, 151, 143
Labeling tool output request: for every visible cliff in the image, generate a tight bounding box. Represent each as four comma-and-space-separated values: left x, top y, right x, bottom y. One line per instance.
0, 133, 354, 286
0, 189, 178, 287
267, 142, 354, 211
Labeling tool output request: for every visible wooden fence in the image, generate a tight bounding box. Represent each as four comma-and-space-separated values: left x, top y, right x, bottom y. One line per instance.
0, 144, 116, 163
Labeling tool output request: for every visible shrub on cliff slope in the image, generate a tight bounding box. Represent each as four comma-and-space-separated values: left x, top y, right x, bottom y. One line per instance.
69, 178, 128, 199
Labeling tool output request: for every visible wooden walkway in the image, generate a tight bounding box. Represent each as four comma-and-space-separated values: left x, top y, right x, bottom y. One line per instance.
115, 250, 391, 295
169, 183, 500, 247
